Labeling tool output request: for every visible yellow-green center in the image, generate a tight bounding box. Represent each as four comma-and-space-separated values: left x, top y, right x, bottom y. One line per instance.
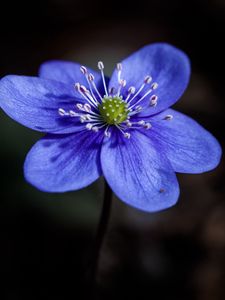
98, 96, 129, 125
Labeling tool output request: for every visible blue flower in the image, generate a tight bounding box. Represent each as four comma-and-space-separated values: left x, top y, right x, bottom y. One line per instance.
0, 43, 221, 212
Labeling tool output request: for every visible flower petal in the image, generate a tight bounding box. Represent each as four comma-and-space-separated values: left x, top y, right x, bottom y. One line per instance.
0, 75, 85, 134
39, 60, 107, 93
147, 109, 222, 173
24, 130, 103, 192
109, 43, 190, 115
101, 130, 179, 212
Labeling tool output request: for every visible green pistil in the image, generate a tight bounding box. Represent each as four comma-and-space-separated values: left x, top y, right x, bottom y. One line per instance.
98, 96, 129, 125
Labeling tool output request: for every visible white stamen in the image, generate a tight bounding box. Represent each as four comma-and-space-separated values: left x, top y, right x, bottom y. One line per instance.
150, 95, 158, 107
138, 120, 145, 125
124, 132, 131, 139
89, 76, 103, 101
80, 85, 87, 93
104, 126, 111, 137
86, 123, 93, 130
83, 103, 92, 112
69, 110, 78, 117
117, 79, 126, 96
76, 103, 83, 110
127, 75, 154, 105
117, 63, 122, 71
80, 66, 87, 74
92, 126, 99, 132
117, 62, 122, 82
80, 70, 100, 105
98, 61, 104, 70
144, 75, 152, 84
88, 73, 94, 81
128, 86, 136, 94
98, 61, 108, 96
135, 105, 142, 112
125, 86, 136, 102
163, 115, 173, 121
129, 86, 155, 110
75, 83, 98, 108
127, 83, 145, 105
120, 79, 126, 87
58, 108, 66, 116
144, 122, 152, 129
74, 82, 81, 91
125, 120, 132, 127
109, 87, 116, 96
80, 115, 87, 123
151, 82, 158, 90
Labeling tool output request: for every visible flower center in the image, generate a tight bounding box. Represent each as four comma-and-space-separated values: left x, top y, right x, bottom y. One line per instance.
98, 96, 129, 125
58, 60, 173, 139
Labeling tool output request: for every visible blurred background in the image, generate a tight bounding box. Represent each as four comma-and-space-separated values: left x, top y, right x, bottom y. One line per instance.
0, 0, 225, 299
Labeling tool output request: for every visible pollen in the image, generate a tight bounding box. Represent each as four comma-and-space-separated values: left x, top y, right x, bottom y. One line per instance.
98, 96, 129, 124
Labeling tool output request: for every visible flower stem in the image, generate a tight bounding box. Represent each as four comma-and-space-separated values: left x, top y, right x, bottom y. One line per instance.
89, 179, 112, 290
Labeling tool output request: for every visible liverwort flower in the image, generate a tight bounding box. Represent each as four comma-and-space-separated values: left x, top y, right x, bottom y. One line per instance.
0, 43, 221, 212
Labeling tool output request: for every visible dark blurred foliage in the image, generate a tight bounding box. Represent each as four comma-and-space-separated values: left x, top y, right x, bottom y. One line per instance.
0, 0, 225, 299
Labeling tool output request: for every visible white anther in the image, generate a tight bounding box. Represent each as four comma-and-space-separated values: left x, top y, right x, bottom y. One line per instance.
117, 63, 122, 71
124, 132, 131, 139
88, 73, 94, 81
80, 116, 86, 123
74, 82, 81, 91
86, 123, 93, 130
151, 82, 158, 90
135, 105, 142, 112
106, 113, 110, 117
120, 79, 126, 87
92, 126, 99, 132
163, 115, 173, 121
138, 120, 145, 125
80, 85, 87, 93
85, 114, 92, 120
128, 86, 135, 94
98, 60, 108, 96
104, 130, 111, 138
126, 121, 132, 127
76, 103, 83, 110
58, 108, 66, 116
69, 110, 77, 117
144, 75, 152, 84
150, 95, 158, 106
83, 103, 92, 112
109, 87, 116, 95
80, 66, 87, 74
98, 61, 104, 70
144, 122, 152, 129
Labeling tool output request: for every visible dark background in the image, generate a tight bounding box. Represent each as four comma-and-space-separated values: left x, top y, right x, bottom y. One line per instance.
0, 0, 225, 299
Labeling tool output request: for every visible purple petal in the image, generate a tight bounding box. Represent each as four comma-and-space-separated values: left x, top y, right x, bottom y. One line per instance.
24, 130, 103, 192
0, 75, 85, 134
109, 43, 190, 115
101, 129, 179, 212
146, 109, 222, 173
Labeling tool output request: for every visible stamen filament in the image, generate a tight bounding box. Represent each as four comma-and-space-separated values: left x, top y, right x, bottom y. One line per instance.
90, 78, 103, 101
98, 61, 108, 97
